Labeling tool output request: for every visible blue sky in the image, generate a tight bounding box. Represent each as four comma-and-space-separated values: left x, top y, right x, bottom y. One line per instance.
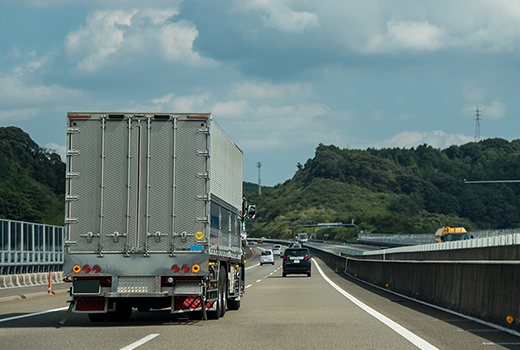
1, 0, 519, 186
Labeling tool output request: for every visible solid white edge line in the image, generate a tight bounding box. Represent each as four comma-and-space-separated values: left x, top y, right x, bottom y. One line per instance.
119, 334, 159, 350
312, 258, 439, 350
343, 264, 520, 338
0, 307, 69, 323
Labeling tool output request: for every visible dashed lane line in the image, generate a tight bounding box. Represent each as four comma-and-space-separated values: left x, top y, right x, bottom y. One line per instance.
120, 334, 160, 350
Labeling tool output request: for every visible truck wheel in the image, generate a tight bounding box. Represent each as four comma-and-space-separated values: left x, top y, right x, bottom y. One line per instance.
88, 313, 106, 322
188, 311, 202, 320
219, 266, 227, 318
118, 302, 133, 319
137, 306, 150, 313
227, 299, 241, 310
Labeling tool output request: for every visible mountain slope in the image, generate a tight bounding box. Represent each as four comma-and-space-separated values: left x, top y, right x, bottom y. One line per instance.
0, 127, 65, 225
245, 139, 520, 240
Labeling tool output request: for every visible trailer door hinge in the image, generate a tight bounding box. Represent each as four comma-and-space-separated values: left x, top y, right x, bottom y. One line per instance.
196, 172, 209, 179
196, 150, 209, 157
66, 172, 80, 179
67, 127, 80, 134
65, 217, 78, 224
196, 217, 209, 224
67, 149, 80, 156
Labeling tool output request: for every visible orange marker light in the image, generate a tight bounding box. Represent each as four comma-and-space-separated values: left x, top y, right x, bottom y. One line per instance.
73, 265, 81, 273
192, 264, 200, 273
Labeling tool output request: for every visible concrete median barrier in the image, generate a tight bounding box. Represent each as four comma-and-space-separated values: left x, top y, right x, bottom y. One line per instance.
307, 244, 520, 333
0, 272, 64, 289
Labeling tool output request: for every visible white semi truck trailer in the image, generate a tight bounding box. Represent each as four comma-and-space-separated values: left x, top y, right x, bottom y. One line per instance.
61, 112, 248, 322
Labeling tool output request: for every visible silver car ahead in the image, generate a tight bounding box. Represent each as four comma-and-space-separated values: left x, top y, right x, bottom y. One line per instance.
259, 249, 275, 265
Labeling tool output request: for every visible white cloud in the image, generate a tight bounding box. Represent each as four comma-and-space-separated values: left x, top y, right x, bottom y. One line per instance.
238, 0, 319, 32
65, 10, 136, 72
213, 100, 252, 118
368, 130, 474, 149
366, 20, 449, 53
45, 142, 67, 161
230, 81, 312, 99
65, 9, 216, 72
0, 108, 40, 121
150, 93, 210, 112
484, 100, 506, 120
0, 72, 81, 107
460, 99, 505, 120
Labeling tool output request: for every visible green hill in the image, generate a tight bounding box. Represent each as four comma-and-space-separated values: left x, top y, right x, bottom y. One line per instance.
245, 140, 520, 241
0, 127, 65, 225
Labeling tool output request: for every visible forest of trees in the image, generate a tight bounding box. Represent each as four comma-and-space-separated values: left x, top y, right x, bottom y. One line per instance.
0, 127, 65, 225
1, 126, 519, 240
245, 139, 520, 240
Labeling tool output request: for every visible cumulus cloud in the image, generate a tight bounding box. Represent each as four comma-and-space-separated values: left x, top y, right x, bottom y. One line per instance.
65, 10, 136, 72
368, 130, 474, 149
65, 9, 216, 72
150, 93, 210, 112
460, 100, 505, 120
366, 20, 449, 53
0, 108, 40, 121
230, 81, 312, 100
237, 0, 319, 32
45, 142, 67, 161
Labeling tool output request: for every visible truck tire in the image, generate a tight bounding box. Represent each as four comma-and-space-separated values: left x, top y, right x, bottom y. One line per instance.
227, 299, 240, 310
188, 311, 202, 320
219, 266, 227, 318
88, 313, 106, 322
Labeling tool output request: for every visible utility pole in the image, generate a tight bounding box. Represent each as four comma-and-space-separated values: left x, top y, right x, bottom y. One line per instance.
475, 106, 482, 142
257, 162, 262, 195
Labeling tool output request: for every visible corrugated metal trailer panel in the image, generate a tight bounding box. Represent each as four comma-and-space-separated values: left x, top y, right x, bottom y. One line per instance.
65, 113, 242, 258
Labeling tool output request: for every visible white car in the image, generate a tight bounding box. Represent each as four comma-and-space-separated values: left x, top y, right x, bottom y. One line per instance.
259, 250, 274, 265
272, 244, 282, 256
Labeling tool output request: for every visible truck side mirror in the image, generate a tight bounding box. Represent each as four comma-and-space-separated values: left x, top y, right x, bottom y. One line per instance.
247, 205, 256, 219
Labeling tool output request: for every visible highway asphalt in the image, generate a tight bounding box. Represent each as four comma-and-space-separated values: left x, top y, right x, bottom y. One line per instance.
1, 245, 519, 349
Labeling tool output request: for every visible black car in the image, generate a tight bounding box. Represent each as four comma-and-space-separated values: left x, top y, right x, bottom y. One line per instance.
282, 248, 311, 277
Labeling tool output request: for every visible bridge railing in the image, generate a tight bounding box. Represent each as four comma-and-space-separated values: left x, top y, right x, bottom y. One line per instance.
0, 218, 64, 275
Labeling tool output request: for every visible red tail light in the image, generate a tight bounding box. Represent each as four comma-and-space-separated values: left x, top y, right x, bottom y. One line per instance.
303, 255, 310, 260
283, 256, 290, 260
181, 264, 190, 273
93, 265, 101, 273
82, 265, 91, 273
171, 264, 180, 273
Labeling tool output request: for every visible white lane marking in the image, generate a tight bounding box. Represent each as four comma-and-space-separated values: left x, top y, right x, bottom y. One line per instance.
269, 272, 273, 275
483, 343, 520, 346
120, 334, 159, 350
245, 284, 252, 289
245, 263, 260, 270
256, 279, 262, 283
312, 259, 439, 350
0, 307, 68, 323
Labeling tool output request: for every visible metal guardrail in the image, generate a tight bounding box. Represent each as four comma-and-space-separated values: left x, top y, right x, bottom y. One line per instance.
361, 233, 520, 257
0, 219, 64, 275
